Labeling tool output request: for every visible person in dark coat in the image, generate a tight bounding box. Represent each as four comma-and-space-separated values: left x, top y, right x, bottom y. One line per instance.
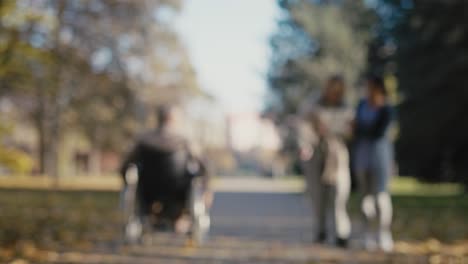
120, 105, 211, 231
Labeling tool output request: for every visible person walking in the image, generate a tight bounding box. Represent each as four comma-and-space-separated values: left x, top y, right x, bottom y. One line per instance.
353, 76, 394, 252
299, 75, 353, 248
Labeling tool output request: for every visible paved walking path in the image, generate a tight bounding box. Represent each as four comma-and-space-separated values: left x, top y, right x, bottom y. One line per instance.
30, 177, 420, 263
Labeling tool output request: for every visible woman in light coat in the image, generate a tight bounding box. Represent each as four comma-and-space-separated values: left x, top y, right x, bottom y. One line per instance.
299, 75, 353, 248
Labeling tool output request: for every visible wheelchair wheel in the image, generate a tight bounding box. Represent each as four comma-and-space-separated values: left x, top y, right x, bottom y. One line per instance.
189, 178, 210, 244
122, 164, 142, 244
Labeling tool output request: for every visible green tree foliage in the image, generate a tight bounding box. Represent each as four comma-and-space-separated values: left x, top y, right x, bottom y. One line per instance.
370, 0, 468, 186
268, 0, 375, 117
267, 0, 376, 175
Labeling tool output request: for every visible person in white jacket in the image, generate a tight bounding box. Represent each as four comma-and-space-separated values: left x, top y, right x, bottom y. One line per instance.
299, 75, 353, 248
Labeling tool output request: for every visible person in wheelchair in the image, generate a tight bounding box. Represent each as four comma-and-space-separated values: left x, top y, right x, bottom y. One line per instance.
120, 105, 212, 241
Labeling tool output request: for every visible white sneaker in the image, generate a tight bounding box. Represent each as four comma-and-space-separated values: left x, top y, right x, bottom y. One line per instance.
379, 231, 394, 252
125, 218, 142, 243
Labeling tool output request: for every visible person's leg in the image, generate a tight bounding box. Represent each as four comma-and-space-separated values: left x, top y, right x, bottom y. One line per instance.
173, 184, 192, 234
360, 172, 377, 221
124, 186, 144, 243
334, 172, 351, 247
320, 184, 336, 244
304, 153, 326, 242
354, 141, 377, 249
373, 140, 394, 252
376, 191, 393, 252
356, 171, 378, 250
316, 182, 328, 243
356, 167, 379, 250
331, 141, 351, 247
354, 143, 375, 247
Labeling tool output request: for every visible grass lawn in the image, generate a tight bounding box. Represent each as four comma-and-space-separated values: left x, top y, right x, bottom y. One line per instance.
0, 189, 120, 246
347, 194, 468, 242
381, 177, 466, 242
0, 189, 121, 261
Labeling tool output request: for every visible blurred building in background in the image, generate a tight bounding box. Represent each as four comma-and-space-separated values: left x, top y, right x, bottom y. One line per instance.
226, 112, 284, 176
227, 112, 281, 153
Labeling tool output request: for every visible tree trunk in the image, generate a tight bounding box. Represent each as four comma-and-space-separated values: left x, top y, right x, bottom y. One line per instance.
47, 0, 66, 182
34, 85, 48, 175
47, 111, 60, 180
33, 89, 60, 179
37, 118, 47, 175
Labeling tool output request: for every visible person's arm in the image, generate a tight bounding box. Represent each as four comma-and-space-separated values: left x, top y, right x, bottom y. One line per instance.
371, 105, 393, 139
353, 99, 366, 138
336, 106, 355, 141
119, 143, 140, 185
198, 157, 211, 189
321, 138, 339, 185
198, 158, 214, 209
296, 119, 317, 161
186, 142, 213, 209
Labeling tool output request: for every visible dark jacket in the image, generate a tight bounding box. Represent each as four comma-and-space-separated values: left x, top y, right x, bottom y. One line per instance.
354, 99, 393, 140
120, 129, 189, 180
120, 128, 208, 215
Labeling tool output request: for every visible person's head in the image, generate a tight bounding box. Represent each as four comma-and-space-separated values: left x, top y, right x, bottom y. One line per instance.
156, 104, 177, 128
367, 75, 387, 105
322, 75, 345, 106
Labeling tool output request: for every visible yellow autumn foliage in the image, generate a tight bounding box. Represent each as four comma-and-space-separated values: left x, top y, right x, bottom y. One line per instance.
0, 147, 34, 175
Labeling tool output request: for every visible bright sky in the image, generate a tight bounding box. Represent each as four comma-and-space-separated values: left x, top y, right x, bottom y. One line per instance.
176, 0, 279, 114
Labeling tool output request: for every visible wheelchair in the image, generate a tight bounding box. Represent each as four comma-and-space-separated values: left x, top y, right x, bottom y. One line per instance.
121, 160, 211, 245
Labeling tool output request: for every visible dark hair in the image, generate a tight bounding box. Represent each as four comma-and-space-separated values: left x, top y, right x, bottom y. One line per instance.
321, 74, 346, 106
156, 104, 174, 125
368, 75, 387, 96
